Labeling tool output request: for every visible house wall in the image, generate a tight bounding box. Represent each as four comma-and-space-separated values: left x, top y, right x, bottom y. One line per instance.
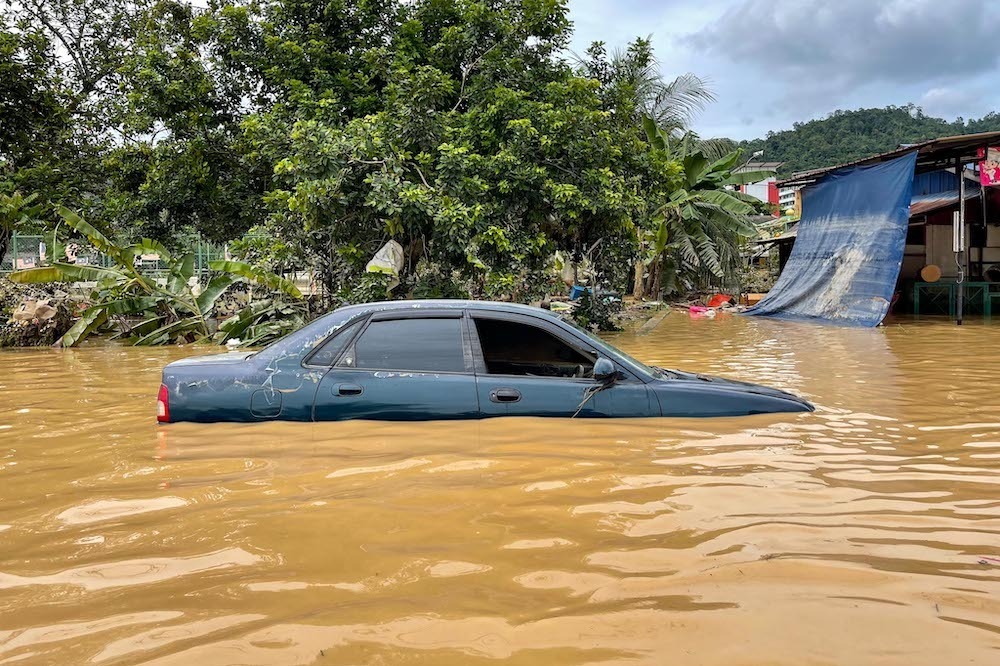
925, 224, 956, 277
922, 223, 1000, 278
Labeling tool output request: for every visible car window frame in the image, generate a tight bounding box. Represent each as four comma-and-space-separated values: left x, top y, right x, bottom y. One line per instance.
300, 314, 370, 368
334, 310, 474, 375
468, 311, 638, 382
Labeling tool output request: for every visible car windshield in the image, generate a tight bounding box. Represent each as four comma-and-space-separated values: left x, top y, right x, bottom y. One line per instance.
558, 315, 663, 379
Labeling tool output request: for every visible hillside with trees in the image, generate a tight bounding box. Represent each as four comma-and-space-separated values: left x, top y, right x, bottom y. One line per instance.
738, 106, 1000, 176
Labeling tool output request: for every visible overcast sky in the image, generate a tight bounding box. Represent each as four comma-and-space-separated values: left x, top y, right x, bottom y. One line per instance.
567, 0, 1000, 140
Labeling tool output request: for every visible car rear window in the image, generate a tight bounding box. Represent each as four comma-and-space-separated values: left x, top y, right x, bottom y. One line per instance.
342, 318, 466, 373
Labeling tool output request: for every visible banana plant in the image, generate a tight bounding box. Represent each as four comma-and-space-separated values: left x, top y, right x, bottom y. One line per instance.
637, 116, 769, 297
9, 207, 303, 347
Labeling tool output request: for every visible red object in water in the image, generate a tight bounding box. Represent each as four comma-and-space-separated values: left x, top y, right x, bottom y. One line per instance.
707, 294, 733, 308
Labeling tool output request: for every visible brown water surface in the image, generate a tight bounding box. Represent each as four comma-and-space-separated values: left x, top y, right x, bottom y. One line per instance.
2, 313, 1000, 665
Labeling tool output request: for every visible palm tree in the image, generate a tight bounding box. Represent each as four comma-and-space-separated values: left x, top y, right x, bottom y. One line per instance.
578, 38, 716, 134
636, 119, 770, 298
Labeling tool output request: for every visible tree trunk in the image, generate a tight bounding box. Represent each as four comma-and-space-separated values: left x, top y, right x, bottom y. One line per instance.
648, 254, 663, 300
0, 230, 8, 270
632, 259, 645, 299
643, 257, 660, 298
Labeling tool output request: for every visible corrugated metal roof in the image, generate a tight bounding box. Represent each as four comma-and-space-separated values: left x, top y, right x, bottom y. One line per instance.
909, 188, 979, 216
752, 222, 798, 244
735, 161, 784, 172
778, 130, 1000, 187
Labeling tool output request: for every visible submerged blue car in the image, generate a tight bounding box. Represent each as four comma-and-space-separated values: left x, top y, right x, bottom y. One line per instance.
157, 300, 813, 423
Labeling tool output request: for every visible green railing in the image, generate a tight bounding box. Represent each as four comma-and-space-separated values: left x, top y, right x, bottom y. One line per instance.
1, 232, 228, 278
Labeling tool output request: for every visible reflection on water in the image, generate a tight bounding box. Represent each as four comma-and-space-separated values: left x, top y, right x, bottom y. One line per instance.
2, 313, 1000, 664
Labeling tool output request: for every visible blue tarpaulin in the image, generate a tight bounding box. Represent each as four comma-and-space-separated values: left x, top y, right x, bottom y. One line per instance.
745, 152, 917, 327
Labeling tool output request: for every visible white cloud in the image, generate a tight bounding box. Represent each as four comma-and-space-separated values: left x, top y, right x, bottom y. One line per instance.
567, 0, 1000, 140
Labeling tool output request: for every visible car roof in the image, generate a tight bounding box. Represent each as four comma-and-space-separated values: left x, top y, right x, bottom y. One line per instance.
333, 299, 566, 322
257, 298, 655, 382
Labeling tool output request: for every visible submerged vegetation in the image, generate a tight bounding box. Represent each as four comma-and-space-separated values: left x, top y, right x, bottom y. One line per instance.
9, 208, 304, 346
1, 0, 770, 341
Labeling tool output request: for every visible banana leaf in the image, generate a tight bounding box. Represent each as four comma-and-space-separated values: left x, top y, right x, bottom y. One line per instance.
57, 206, 120, 260
216, 300, 271, 342
166, 253, 194, 294
208, 260, 303, 299
132, 238, 173, 264
682, 153, 710, 188
705, 151, 742, 175
100, 296, 162, 316
108, 314, 164, 340
196, 274, 236, 315
699, 189, 755, 216
242, 321, 293, 346
56, 307, 109, 347
9, 263, 124, 284
134, 316, 204, 346
642, 115, 666, 151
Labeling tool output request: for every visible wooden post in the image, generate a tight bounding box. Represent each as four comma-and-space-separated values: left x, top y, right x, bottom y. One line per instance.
957, 157, 966, 325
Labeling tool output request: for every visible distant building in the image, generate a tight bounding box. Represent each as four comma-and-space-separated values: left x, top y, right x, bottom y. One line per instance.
733, 162, 782, 213
778, 184, 803, 213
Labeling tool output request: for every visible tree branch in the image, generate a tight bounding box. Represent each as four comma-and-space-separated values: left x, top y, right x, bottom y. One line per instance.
451, 40, 501, 113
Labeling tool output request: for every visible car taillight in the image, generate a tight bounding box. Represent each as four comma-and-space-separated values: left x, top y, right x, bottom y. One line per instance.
157, 384, 170, 423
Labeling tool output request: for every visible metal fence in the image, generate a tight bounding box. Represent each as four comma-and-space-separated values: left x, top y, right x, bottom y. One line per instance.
1, 233, 228, 279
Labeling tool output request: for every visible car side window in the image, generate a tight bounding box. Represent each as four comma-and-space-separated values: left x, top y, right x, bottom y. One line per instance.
474, 318, 593, 378
338, 318, 466, 373
306, 320, 363, 366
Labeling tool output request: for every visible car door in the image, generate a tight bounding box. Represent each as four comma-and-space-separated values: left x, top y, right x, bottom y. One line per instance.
311, 311, 479, 421
468, 312, 654, 418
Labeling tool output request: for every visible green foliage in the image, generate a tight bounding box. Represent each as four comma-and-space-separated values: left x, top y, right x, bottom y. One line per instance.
1, 1, 139, 220
572, 290, 622, 332
408, 260, 470, 299
208, 260, 302, 299
8, 208, 302, 346
739, 264, 776, 293
1, 0, 800, 316
0, 191, 45, 260
214, 299, 308, 347
338, 272, 395, 305
740, 105, 1000, 176
228, 228, 301, 274
637, 119, 762, 297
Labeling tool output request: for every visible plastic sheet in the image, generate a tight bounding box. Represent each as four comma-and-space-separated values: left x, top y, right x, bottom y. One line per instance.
745, 152, 917, 327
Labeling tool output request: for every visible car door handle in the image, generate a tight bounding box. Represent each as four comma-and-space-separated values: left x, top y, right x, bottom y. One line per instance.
490, 388, 521, 403
336, 383, 363, 396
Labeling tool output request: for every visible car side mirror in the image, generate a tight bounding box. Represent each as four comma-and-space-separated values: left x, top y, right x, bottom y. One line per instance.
593, 357, 617, 383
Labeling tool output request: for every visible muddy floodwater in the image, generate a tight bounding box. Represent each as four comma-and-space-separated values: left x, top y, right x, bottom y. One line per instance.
2, 314, 1000, 665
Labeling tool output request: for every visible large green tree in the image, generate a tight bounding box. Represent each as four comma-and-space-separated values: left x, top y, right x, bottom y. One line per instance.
238, 0, 663, 300
3, 0, 745, 307
1, 0, 141, 212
